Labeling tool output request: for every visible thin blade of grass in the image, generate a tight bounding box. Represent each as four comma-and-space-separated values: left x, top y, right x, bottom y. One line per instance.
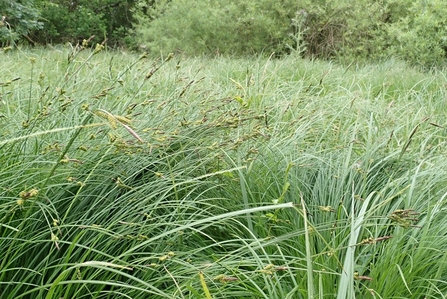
301, 195, 315, 299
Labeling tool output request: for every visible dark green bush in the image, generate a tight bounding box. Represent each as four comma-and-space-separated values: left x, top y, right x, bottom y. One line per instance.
135, 0, 300, 56
385, 0, 447, 68
298, 0, 447, 66
135, 0, 447, 67
3, 0, 447, 67
33, 0, 138, 46
34, 2, 106, 44
135, 0, 385, 58
0, 0, 42, 46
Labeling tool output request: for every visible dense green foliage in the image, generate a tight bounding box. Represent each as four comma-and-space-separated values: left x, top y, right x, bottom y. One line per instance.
0, 0, 140, 46
385, 0, 447, 67
136, 0, 447, 67
136, 0, 298, 55
1, 0, 447, 66
2, 47, 447, 298
33, 0, 138, 46
0, 0, 42, 46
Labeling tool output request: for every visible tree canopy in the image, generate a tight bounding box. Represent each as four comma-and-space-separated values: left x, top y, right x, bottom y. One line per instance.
0, 0, 42, 46
1, 0, 446, 67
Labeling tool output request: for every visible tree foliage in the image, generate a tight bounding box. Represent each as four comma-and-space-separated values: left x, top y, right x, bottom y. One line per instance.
135, 0, 300, 56
134, 0, 447, 67
1, 0, 447, 67
385, 0, 447, 67
33, 0, 138, 45
0, 0, 42, 46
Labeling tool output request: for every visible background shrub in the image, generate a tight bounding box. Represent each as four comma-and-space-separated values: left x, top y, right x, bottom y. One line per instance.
384, 0, 447, 68
134, 0, 447, 67
135, 0, 300, 56
2, 0, 447, 66
135, 0, 386, 58
0, 0, 42, 46
296, 0, 447, 66
34, 1, 106, 44
33, 0, 138, 46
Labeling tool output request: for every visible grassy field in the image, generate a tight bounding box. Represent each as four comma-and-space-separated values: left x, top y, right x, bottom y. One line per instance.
1, 46, 447, 298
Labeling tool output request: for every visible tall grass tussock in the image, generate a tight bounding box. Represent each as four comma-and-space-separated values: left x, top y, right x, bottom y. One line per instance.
1, 46, 447, 298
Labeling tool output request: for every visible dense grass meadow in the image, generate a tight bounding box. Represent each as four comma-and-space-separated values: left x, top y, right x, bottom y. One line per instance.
2, 46, 447, 298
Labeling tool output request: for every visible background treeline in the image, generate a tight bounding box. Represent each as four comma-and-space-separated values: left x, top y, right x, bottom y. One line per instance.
1, 0, 447, 66
0, 0, 138, 47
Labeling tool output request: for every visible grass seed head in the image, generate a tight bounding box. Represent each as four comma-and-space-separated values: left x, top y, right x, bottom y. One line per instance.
213, 274, 239, 283
19, 188, 39, 199
93, 43, 104, 54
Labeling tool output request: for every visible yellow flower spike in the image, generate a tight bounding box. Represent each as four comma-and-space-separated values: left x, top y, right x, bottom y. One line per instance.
318, 205, 334, 213
213, 274, 226, 282
114, 115, 132, 125
259, 263, 275, 275
326, 248, 336, 256
213, 274, 239, 284
76, 268, 82, 280
19, 188, 39, 199
359, 237, 375, 245
51, 233, 59, 241
94, 110, 108, 119
17, 199, 25, 206
159, 251, 175, 262
93, 43, 104, 54
94, 109, 144, 143
115, 177, 126, 186
107, 114, 117, 129
51, 233, 60, 250
159, 255, 169, 262
29, 57, 36, 64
